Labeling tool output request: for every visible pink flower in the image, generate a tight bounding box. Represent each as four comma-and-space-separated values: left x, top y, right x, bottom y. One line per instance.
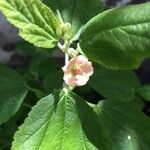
62, 55, 94, 87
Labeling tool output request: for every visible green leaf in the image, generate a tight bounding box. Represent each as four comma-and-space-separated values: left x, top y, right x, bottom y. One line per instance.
27, 87, 46, 99
0, 65, 28, 125
43, 70, 63, 93
0, 0, 61, 48
16, 41, 37, 56
80, 3, 150, 69
44, 0, 104, 38
94, 99, 150, 150
0, 120, 18, 150
130, 96, 145, 111
28, 53, 56, 77
88, 64, 140, 102
137, 85, 150, 101
12, 91, 108, 150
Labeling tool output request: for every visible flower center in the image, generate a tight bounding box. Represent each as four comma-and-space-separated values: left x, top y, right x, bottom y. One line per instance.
71, 65, 81, 75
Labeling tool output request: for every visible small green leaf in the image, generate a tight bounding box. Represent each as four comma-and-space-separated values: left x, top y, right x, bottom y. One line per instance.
0, 0, 61, 48
16, 41, 37, 56
137, 85, 150, 101
88, 64, 140, 102
43, 70, 63, 93
28, 53, 56, 77
80, 3, 150, 69
0, 119, 18, 149
44, 0, 104, 38
94, 99, 150, 150
12, 91, 108, 150
0, 65, 28, 125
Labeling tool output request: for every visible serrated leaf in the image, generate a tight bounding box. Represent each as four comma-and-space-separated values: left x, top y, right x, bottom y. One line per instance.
94, 99, 150, 150
44, 0, 104, 38
88, 64, 140, 102
12, 91, 108, 150
80, 3, 150, 69
0, 65, 28, 125
0, 0, 61, 48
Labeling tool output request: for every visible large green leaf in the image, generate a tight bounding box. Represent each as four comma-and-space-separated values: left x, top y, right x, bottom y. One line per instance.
94, 99, 150, 150
80, 3, 150, 70
88, 64, 140, 101
0, 65, 28, 125
0, 0, 61, 48
44, 0, 104, 37
12, 91, 108, 150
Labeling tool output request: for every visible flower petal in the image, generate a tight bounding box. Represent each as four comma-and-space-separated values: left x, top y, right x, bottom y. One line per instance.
62, 55, 94, 87
75, 55, 88, 65
65, 58, 76, 73
63, 74, 76, 87
80, 62, 94, 76
75, 75, 90, 86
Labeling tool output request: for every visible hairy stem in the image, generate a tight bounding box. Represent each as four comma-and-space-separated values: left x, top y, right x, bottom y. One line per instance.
58, 41, 72, 91
65, 53, 69, 65
57, 42, 63, 50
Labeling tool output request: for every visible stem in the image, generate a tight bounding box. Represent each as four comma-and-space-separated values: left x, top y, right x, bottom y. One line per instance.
58, 42, 63, 50
57, 40, 73, 92
65, 53, 69, 65
59, 42, 72, 92
58, 41, 71, 53
63, 53, 70, 92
